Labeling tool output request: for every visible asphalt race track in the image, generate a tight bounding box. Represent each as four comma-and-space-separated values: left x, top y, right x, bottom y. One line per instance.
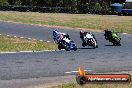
0, 22, 132, 80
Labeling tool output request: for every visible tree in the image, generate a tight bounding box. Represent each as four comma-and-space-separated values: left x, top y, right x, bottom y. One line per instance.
15, 0, 21, 6
0, 0, 8, 6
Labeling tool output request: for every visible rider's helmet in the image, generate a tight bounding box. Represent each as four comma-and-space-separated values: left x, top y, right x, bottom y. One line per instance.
80, 30, 83, 33
88, 32, 91, 34
80, 30, 84, 34
65, 34, 69, 38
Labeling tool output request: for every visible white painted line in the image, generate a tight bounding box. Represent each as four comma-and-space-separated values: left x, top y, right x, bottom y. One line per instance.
122, 33, 127, 35
0, 52, 18, 54
20, 37, 24, 39
65, 71, 78, 74
39, 40, 43, 42
47, 41, 51, 43
7, 35, 10, 37
33, 39, 37, 41
19, 51, 34, 53
65, 70, 93, 74
14, 36, 17, 38
28, 38, 31, 40
0, 50, 61, 54
61, 49, 65, 50
42, 50, 58, 52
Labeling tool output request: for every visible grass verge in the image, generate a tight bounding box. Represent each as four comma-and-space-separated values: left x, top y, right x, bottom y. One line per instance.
53, 83, 132, 88
52, 76, 132, 88
0, 11, 132, 33
0, 35, 57, 52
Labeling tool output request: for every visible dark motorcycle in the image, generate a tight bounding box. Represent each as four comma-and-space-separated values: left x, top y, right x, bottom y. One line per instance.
104, 30, 121, 46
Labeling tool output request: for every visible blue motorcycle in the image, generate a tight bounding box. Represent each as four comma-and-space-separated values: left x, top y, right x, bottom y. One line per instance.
53, 30, 77, 51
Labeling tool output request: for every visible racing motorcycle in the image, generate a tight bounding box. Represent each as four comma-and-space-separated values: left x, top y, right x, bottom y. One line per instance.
104, 30, 121, 46
80, 31, 98, 48
53, 30, 77, 51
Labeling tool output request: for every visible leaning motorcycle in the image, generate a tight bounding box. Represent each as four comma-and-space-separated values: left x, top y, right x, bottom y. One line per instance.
53, 30, 77, 51
82, 37, 98, 48
104, 30, 121, 46
58, 40, 77, 51
111, 33, 121, 46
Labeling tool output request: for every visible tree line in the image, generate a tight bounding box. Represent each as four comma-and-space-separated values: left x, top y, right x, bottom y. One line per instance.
1, 0, 125, 7
0, 0, 125, 14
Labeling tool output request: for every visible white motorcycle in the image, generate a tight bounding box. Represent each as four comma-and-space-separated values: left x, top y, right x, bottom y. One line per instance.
81, 33, 98, 48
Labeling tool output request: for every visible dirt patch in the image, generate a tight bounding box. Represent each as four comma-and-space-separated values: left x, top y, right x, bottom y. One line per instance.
0, 20, 102, 32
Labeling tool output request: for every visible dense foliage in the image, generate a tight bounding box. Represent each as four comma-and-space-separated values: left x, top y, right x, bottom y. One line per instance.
0, 0, 125, 14
2, 0, 125, 7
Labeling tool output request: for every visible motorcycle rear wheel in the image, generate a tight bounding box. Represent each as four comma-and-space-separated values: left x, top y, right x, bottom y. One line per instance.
58, 45, 62, 50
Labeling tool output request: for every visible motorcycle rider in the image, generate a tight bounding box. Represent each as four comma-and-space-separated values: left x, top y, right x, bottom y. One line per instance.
53, 29, 71, 44
53, 30, 77, 51
104, 29, 112, 40
80, 31, 97, 43
60, 33, 71, 43
104, 29, 120, 42
104, 29, 121, 46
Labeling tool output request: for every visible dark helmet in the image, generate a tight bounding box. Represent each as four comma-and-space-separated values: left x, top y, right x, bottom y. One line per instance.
80, 30, 84, 33
88, 32, 91, 34
80, 30, 84, 35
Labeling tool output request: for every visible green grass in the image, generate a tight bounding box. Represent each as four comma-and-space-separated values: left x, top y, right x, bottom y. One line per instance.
0, 11, 132, 33
52, 76, 132, 88
0, 35, 57, 52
